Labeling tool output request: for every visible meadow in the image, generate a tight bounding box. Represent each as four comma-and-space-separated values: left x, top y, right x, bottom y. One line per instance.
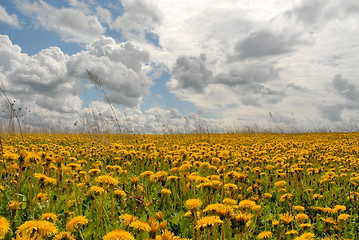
0, 132, 358, 239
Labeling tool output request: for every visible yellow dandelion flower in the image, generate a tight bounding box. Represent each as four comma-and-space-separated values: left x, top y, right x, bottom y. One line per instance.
16, 220, 58, 238
195, 216, 223, 230
86, 186, 105, 196
114, 189, 127, 197
185, 199, 203, 211
0, 216, 10, 239
238, 199, 256, 209
223, 198, 236, 205
161, 188, 172, 195
66, 216, 88, 232
102, 229, 134, 240
40, 213, 58, 222
119, 214, 138, 227
299, 223, 312, 229
338, 214, 350, 222
96, 175, 119, 187
275, 180, 286, 188
298, 232, 315, 239
320, 217, 336, 225
286, 229, 298, 235
280, 193, 293, 202
279, 213, 294, 225
294, 205, 305, 211
257, 230, 272, 239
8, 200, 22, 210
54, 231, 75, 240
129, 220, 151, 232
333, 205, 346, 213
296, 213, 309, 222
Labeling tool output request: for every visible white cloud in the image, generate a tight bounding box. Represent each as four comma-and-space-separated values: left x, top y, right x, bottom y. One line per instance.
111, 0, 162, 41
0, 5, 20, 28
16, 0, 105, 43
96, 5, 112, 26
0, 35, 156, 130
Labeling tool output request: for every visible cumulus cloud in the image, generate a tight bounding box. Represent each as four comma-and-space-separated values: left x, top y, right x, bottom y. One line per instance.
0, 5, 20, 28
0, 35, 154, 129
67, 36, 152, 107
169, 54, 213, 93
111, 0, 162, 41
16, 0, 105, 43
78, 103, 222, 134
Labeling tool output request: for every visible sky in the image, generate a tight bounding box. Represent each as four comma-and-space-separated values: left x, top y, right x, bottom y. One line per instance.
0, 0, 359, 133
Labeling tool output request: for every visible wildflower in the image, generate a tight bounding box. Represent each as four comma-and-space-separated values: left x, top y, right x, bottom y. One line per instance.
223, 198, 236, 205
88, 168, 101, 175
296, 213, 309, 222
185, 199, 203, 212
161, 188, 172, 195
294, 205, 305, 212
0, 216, 10, 239
41, 212, 58, 222
66, 216, 88, 232
299, 223, 312, 229
155, 212, 164, 221
96, 175, 119, 187
333, 205, 346, 213
119, 214, 138, 227
297, 232, 315, 239
338, 214, 350, 222
156, 229, 180, 240
114, 189, 127, 198
257, 230, 273, 239
102, 229, 135, 240
275, 180, 286, 188
286, 229, 298, 235
195, 216, 223, 230
54, 232, 76, 240
140, 171, 154, 177
129, 220, 151, 232
224, 183, 238, 191
24, 152, 41, 165
280, 193, 293, 202
238, 199, 256, 209
8, 200, 22, 210
86, 186, 105, 196
16, 220, 58, 238
279, 213, 294, 225
320, 217, 336, 225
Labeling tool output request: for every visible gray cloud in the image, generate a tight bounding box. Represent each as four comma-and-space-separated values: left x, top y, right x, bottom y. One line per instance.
332, 74, 358, 101
215, 63, 279, 86
319, 106, 343, 122
229, 30, 300, 61
286, 83, 307, 91
318, 74, 359, 122
170, 54, 213, 93
286, 0, 359, 26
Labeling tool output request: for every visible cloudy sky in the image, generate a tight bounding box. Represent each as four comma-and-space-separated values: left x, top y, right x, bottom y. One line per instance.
0, 0, 359, 133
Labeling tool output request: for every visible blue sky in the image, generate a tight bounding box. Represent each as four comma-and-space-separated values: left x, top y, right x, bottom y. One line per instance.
0, 0, 359, 133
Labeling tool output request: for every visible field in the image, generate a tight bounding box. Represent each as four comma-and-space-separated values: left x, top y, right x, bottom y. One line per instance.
0, 132, 358, 240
